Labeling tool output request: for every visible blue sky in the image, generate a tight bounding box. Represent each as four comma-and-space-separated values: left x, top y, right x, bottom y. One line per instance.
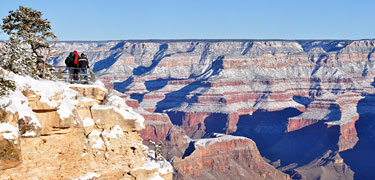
0, 0, 374, 41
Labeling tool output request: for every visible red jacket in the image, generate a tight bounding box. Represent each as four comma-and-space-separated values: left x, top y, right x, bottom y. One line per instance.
73, 51, 79, 66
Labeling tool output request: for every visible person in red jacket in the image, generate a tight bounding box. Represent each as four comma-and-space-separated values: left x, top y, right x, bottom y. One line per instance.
73, 51, 79, 80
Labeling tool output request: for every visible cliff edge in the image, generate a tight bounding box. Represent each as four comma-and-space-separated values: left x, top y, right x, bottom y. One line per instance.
0, 71, 172, 179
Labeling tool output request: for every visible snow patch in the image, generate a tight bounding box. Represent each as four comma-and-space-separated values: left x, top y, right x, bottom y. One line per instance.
0, 122, 19, 141
2, 91, 41, 128
132, 149, 173, 175
88, 130, 104, 149
57, 96, 75, 119
13, 74, 66, 108
22, 131, 36, 137
103, 125, 123, 139
106, 94, 145, 128
83, 117, 94, 127
72, 172, 101, 180
91, 104, 145, 128
106, 94, 128, 108
194, 133, 248, 148
69, 81, 107, 92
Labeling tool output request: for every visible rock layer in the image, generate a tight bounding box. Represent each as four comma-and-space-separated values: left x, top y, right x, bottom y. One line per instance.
50, 40, 375, 179
173, 133, 290, 180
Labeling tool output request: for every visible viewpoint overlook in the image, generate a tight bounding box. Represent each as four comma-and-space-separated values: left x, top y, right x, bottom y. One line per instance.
44, 39, 375, 179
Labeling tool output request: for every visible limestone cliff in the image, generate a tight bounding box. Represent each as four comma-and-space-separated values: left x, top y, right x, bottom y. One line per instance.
0, 72, 173, 179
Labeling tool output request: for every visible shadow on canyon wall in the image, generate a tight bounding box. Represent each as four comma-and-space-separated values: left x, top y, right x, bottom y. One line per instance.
155, 55, 224, 112
341, 93, 375, 180
133, 43, 169, 76
93, 51, 122, 73
234, 107, 341, 168
114, 43, 223, 106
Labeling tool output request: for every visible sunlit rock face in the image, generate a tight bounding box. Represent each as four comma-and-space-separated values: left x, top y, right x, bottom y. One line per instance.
51, 39, 375, 179
172, 133, 290, 180
0, 73, 172, 180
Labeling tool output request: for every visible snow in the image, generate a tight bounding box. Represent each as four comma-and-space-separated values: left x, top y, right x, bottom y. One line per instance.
57, 97, 75, 119
194, 133, 248, 148
69, 80, 107, 92
72, 172, 101, 180
106, 94, 145, 128
103, 125, 123, 139
10, 72, 81, 122
106, 94, 127, 108
4, 72, 84, 128
82, 117, 94, 127
22, 131, 36, 137
88, 130, 104, 149
91, 104, 112, 110
2, 91, 41, 128
132, 149, 173, 176
91, 104, 145, 128
0, 122, 19, 141
113, 107, 137, 120
13, 74, 64, 108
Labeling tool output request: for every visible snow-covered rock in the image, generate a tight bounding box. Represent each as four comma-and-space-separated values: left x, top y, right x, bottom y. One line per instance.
0, 71, 172, 179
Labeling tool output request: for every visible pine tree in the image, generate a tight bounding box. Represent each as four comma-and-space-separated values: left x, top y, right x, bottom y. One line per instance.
0, 36, 38, 77
1, 6, 57, 78
0, 69, 15, 97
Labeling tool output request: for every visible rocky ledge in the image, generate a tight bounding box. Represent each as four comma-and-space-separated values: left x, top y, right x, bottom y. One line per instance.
0, 71, 172, 179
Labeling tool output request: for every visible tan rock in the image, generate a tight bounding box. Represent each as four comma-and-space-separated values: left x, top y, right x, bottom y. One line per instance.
18, 116, 41, 137
0, 125, 172, 180
23, 90, 60, 111
0, 82, 171, 179
0, 137, 21, 170
0, 116, 21, 170
70, 85, 107, 104
0, 110, 18, 125
91, 105, 143, 131
75, 98, 96, 121
36, 108, 79, 135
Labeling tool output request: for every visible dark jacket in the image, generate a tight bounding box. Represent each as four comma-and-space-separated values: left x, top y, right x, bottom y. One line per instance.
65, 52, 75, 67
78, 55, 89, 69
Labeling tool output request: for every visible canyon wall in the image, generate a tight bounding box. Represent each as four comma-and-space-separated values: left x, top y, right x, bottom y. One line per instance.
50, 40, 375, 179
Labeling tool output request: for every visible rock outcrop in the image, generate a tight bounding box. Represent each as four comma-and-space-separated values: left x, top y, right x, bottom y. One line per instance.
50, 40, 375, 179
0, 72, 172, 179
173, 133, 290, 180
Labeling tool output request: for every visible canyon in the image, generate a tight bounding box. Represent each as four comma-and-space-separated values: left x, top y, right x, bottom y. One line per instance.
49, 39, 375, 179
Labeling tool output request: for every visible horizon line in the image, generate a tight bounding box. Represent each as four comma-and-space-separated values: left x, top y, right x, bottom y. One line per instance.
55, 38, 374, 43
1, 38, 374, 43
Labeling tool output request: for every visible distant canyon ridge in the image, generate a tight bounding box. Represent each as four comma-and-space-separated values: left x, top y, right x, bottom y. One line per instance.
50, 39, 375, 180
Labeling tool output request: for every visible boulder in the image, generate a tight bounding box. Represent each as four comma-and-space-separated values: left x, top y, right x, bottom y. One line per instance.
0, 122, 21, 170
91, 105, 144, 131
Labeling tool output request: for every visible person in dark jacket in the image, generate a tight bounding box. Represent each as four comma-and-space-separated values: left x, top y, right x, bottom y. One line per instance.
65, 51, 78, 81
78, 53, 89, 83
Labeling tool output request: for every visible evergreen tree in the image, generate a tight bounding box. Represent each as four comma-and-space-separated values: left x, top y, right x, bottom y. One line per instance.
0, 36, 37, 77
1, 6, 57, 78
0, 69, 15, 97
